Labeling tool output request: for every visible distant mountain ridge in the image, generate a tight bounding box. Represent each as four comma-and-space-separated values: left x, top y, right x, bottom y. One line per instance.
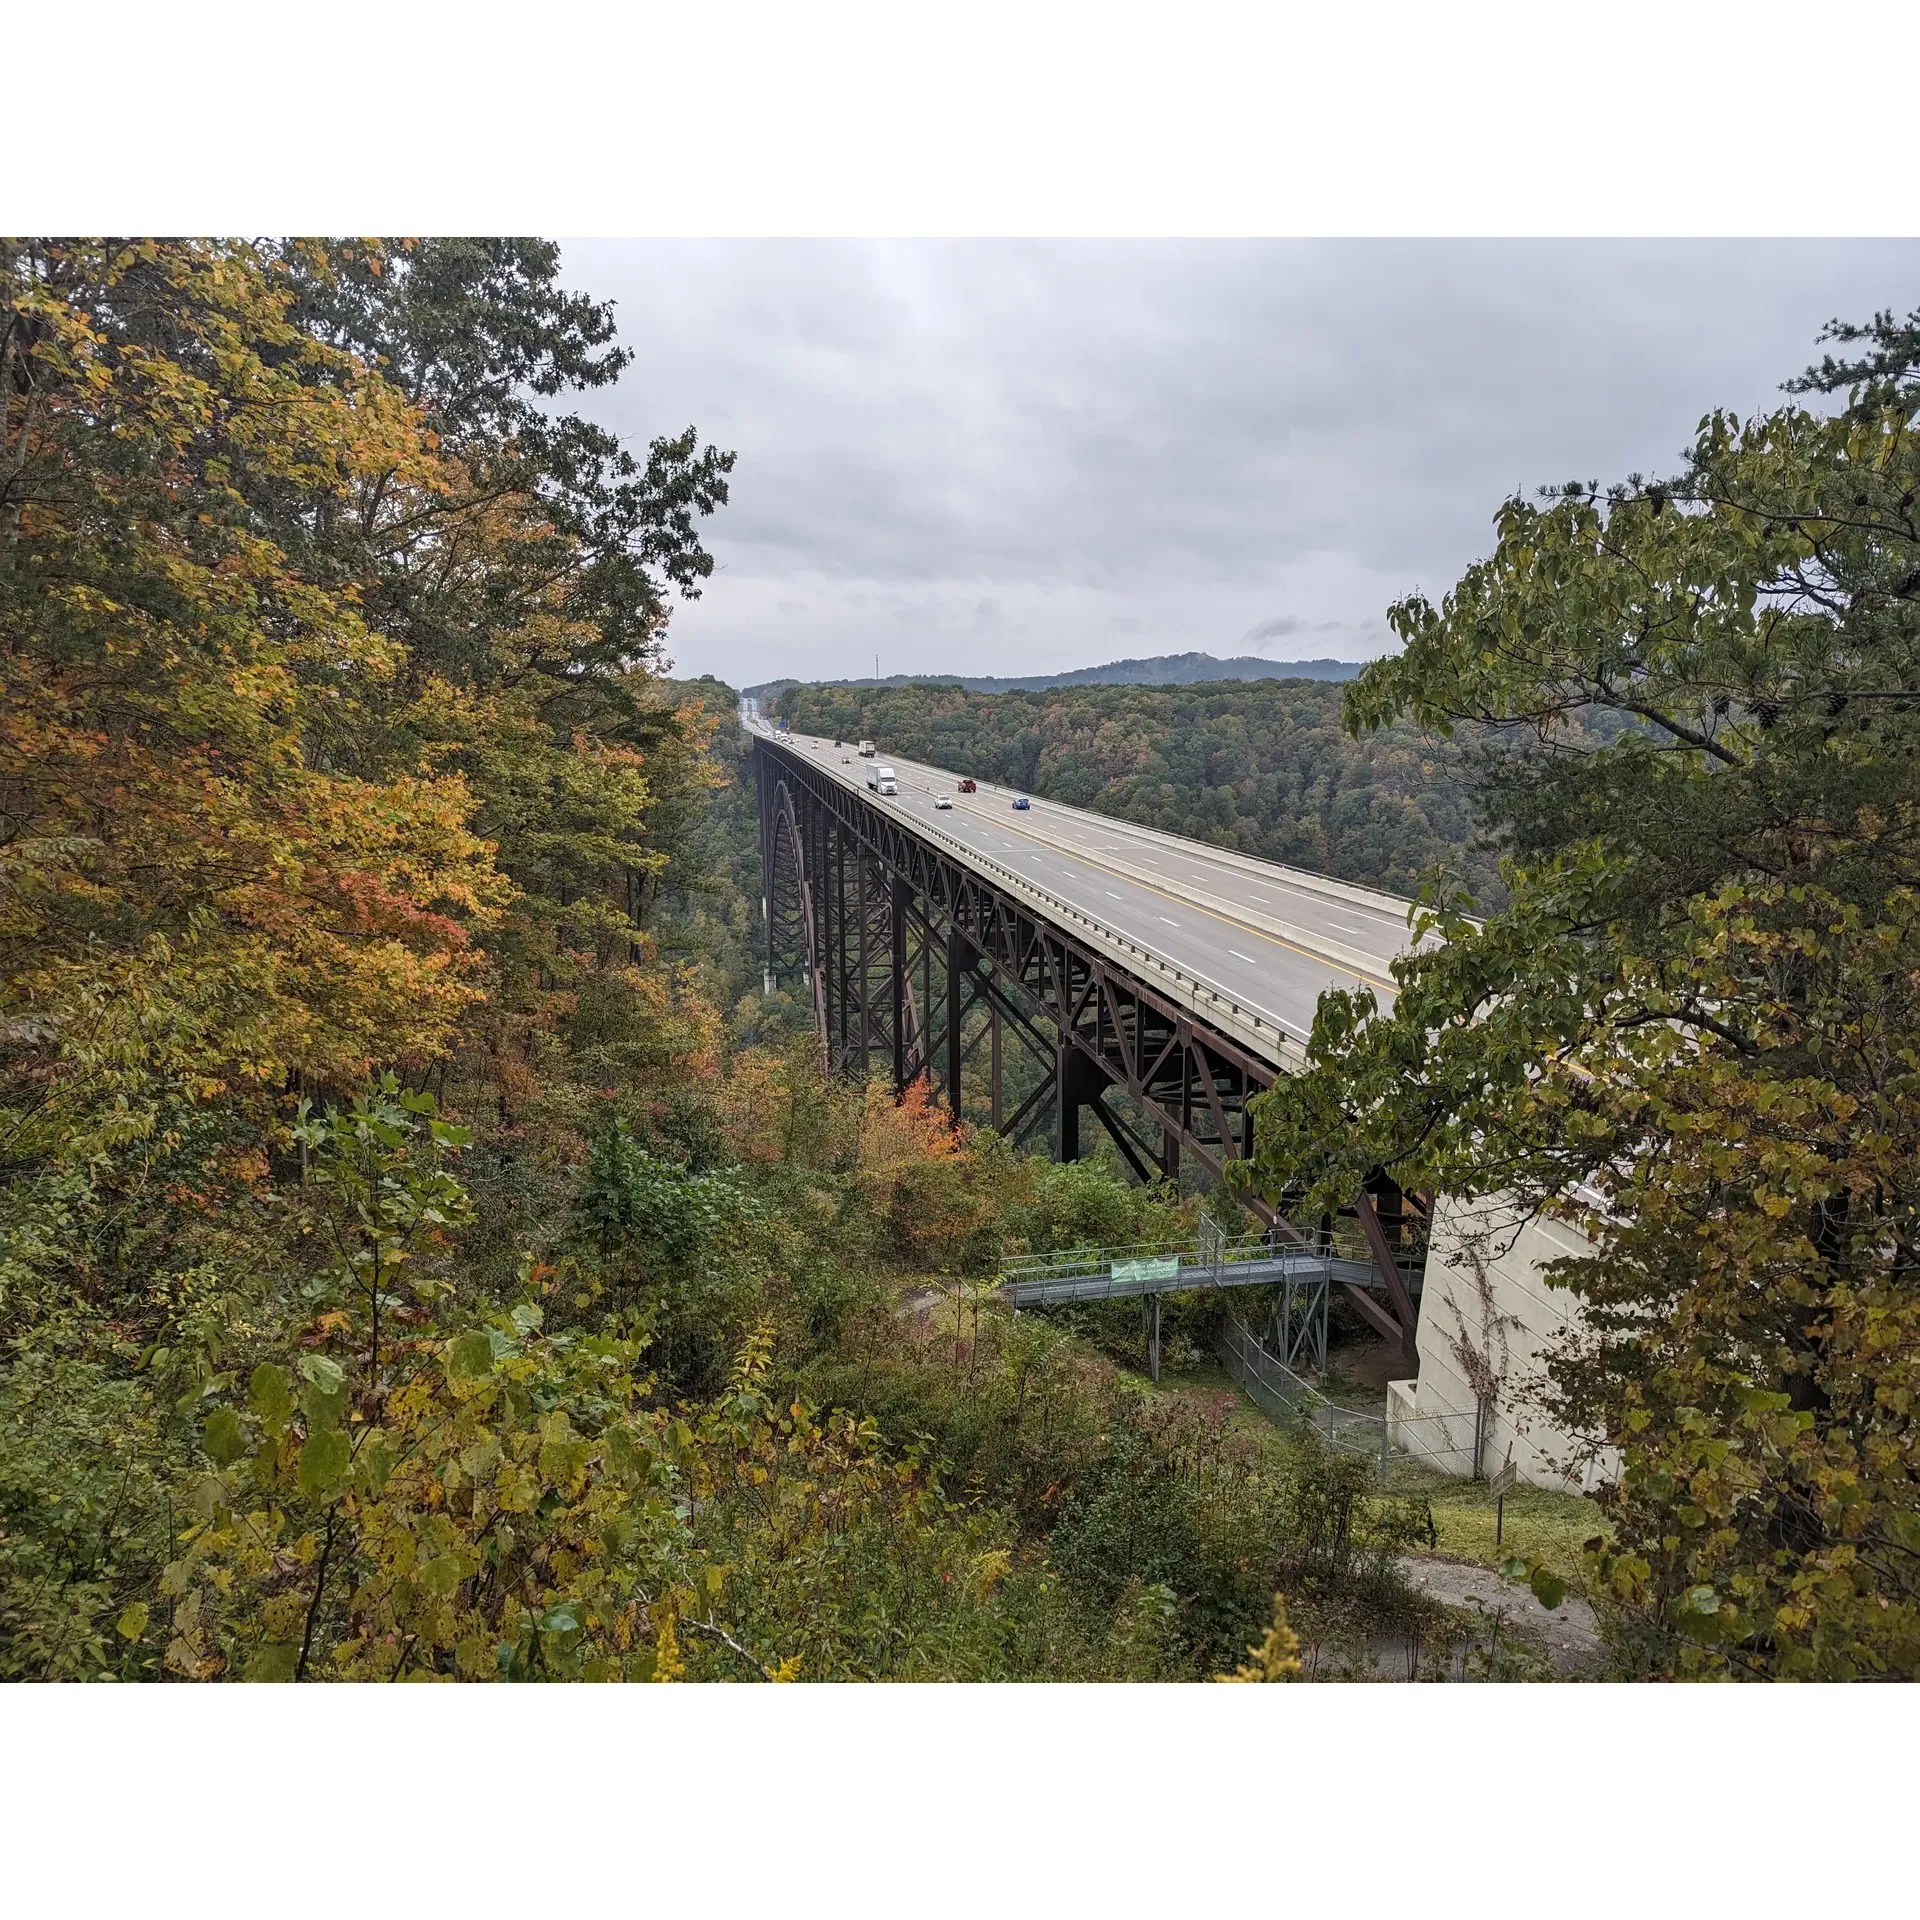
743, 651, 1367, 700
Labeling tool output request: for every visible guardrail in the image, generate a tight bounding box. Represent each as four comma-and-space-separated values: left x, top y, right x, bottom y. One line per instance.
1001, 1228, 1271, 1285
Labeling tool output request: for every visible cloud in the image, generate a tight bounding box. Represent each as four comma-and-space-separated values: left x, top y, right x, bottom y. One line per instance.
562, 239, 1920, 684
1241, 613, 1351, 655
1242, 616, 1303, 644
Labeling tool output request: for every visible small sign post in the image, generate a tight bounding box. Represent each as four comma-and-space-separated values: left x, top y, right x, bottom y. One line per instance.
1490, 1456, 1518, 1546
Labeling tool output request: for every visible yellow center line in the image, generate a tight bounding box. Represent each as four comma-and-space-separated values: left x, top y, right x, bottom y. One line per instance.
888, 758, 1398, 996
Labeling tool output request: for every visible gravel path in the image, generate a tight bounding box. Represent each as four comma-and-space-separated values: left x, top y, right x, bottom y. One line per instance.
1397, 1554, 1605, 1677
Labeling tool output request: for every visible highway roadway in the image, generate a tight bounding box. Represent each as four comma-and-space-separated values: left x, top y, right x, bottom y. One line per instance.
747, 714, 1434, 1052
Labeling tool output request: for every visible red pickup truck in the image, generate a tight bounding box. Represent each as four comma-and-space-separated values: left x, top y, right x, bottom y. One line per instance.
957, 778, 976, 793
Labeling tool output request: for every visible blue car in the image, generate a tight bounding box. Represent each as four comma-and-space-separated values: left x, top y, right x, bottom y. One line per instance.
1011, 796, 1031, 810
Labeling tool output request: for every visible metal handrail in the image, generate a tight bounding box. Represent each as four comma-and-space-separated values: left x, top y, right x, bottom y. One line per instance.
998, 1236, 1198, 1273
999, 1228, 1275, 1280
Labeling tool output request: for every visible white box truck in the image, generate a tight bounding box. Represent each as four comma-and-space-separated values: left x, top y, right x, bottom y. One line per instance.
857, 740, 876, 757
866, 763, 898, 796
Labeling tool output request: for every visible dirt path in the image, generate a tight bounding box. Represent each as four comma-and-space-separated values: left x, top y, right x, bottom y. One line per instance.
1397, 1554, 1604, 1677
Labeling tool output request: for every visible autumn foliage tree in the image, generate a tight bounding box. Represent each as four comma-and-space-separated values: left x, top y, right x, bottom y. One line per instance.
0, 239, 742, 1674
1, 239, 506, 1165
262, 239, 739, 1132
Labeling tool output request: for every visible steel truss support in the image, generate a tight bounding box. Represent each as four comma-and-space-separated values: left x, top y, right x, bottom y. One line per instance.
890, 873, 909, 1091
1271, 1270, 1329, 1374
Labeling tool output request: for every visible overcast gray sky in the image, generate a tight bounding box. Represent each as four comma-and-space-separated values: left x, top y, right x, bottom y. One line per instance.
561, 240, 1920, 688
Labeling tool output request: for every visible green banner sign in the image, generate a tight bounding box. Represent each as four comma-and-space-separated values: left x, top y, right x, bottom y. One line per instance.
1112, 1257, 1181, 1286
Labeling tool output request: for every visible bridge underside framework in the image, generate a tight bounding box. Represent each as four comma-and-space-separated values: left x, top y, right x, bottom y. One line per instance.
755, 738, 1423, 1356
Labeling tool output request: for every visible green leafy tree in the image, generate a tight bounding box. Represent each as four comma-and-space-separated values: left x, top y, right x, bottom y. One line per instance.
564, 1118, 776, 1389
1237, 307, 1920, 1678
290, 1074, 476, 1384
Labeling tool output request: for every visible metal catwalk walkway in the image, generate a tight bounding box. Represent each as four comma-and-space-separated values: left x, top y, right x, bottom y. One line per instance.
998, 1229, 1383, 1308
1000, 1222, 1425, 1381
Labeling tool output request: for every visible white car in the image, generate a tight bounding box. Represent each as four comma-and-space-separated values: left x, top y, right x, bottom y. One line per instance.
934, 795, 953, 810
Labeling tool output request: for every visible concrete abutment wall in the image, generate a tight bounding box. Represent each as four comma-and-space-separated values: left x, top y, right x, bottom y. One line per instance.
1395, 1195, 1618, 1496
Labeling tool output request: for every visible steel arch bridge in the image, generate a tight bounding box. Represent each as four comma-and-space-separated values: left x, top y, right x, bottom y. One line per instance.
752, 730, 1422, 1357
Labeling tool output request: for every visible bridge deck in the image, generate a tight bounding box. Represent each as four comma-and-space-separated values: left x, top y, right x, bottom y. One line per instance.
746, 712, 1435, 1056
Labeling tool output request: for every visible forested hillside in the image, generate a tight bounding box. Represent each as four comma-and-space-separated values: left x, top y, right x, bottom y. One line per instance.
0, 239, 1423, 1684
775, 680, 1505, 906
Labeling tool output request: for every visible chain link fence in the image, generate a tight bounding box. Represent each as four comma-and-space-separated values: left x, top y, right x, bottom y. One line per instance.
1216, 1312, 1478, 1481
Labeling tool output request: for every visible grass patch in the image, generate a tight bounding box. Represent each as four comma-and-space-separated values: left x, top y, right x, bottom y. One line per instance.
1399, 1472, 1606, 1592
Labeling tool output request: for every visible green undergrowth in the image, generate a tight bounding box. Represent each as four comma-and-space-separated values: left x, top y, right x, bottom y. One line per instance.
791, 1279, 1449, 1678
1129, 1350, 1608, 1598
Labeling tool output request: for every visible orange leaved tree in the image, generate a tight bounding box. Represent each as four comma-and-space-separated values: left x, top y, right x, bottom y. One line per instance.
1, 238, 507, 1165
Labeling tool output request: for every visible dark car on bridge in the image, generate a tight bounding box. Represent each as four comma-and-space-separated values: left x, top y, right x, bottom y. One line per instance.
1011, 796, 1031, 810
